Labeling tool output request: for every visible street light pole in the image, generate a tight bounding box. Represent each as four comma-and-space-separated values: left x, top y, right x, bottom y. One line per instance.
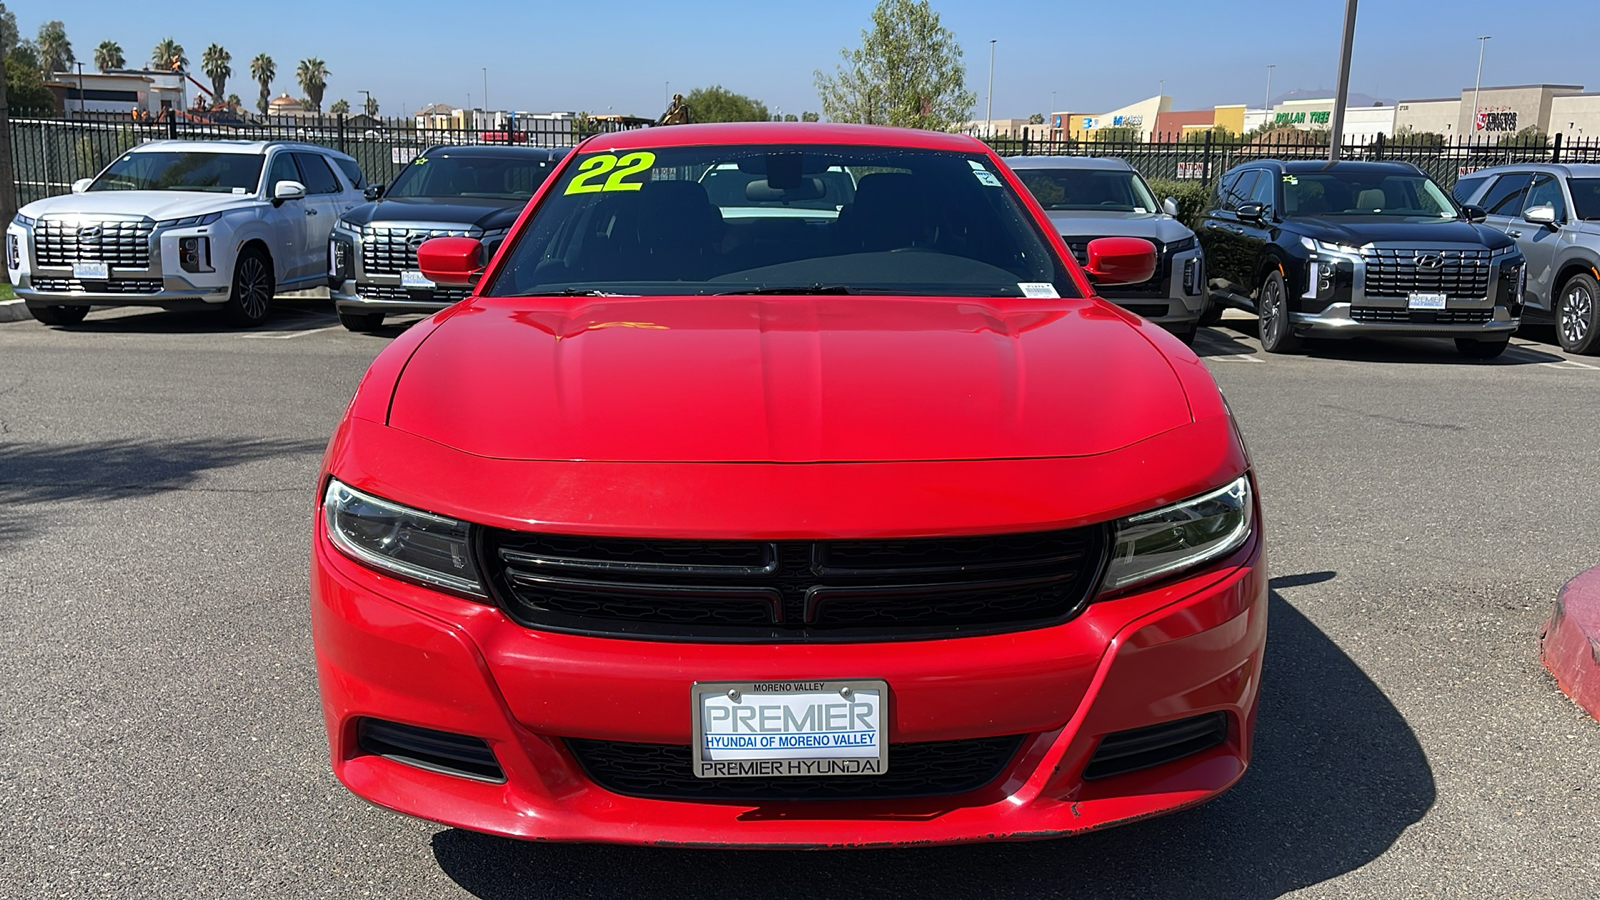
986, 39, 996, 132
1471, 36, 1491, 136
1264, 64, 1275, 121
1327, 0, 1359, 163
75, 62, 85, 115
482, 67, 488, 114
359, 89, 372, 119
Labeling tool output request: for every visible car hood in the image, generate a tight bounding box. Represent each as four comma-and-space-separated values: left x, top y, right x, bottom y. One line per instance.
1044, 211, 1192, 242
1286, 216, 1516, 249
386, 296, 1194, 463
19, 190, 254, 221
339, 196, 525, 230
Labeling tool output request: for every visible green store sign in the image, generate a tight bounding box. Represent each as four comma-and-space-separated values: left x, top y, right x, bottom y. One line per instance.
1275, 110, 1331, 125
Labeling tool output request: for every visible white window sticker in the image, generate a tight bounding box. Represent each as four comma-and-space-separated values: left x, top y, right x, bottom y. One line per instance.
969, 159, 1003, 187
1018, 282, 1060, 298
232, 187, 248, 194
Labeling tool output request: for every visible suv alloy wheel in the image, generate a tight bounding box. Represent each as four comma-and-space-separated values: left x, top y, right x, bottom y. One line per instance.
1557, 272, 1600, 356
1256, 269, 1300, 354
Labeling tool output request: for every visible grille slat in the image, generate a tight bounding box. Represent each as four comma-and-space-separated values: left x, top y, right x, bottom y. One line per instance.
1082, 712, 1228, 780
355, 283, 472, 303
481, 527, 1108, 642
360, 226, 473, 275
567, 735, 1024, 801
1350, 307, 1493, 324
32, 277, 162, 294
35, 218, 153, 268
357, 718, 505, 783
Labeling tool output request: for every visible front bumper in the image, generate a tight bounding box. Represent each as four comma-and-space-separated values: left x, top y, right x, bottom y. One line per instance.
1291, 301, 1519, 338
8, 221, 233, 307
331, 278, 469, 316
312, 506, 1267, 847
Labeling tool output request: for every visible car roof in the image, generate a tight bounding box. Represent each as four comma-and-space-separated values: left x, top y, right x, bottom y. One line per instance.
420, 144, 570, 159
1238, 159, 1424, 176
127, 139, 355, 160
1464, 162, 1600, 179
1003, 155, 1135, 171
575, 122, 988, 153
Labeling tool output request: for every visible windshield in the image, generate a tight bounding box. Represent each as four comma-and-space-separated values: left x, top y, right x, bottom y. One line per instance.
1014, 168, 1159, 213
386, 152, 561, 201
487, 143, 1075, 298
1282, 171, 1457, 218
90, 151, 266, 193
1569, 178, 1600, 220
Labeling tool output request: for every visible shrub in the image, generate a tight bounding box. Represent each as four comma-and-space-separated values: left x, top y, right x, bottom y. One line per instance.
1146, 178, 1212, 229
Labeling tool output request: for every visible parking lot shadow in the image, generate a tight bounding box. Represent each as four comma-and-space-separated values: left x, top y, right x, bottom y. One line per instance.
42, 300, 336, 335
0, 436, 325, 506
431, 574, 1435, 900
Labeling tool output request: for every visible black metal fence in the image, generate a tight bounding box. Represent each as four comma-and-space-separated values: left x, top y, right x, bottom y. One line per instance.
5, 113, 640, 205
984, 131, 1600, 190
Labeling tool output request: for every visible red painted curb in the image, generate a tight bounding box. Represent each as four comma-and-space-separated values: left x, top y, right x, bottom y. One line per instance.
1541, 567, 1600, 721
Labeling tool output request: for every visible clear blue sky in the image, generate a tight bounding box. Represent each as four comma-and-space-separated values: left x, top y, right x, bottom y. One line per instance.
18, 1, 1594, 119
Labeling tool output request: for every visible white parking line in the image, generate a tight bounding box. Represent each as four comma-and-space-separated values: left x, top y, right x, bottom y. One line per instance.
1539, 359, 1600, 371
240, 324, 341, 340
1204, 353, 1264, 363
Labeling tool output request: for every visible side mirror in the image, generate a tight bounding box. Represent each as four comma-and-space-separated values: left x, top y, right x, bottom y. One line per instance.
272, 180, 306, 207
363, 183, 385, 202
1461, 204, 1487, 224
1162, 196, 1180, 217
417, 236, 484, 286
1523, 204, 1558, 227
71, 178, 94, 194
1236, 201, 1266, 223
1083, 236, 1158, 287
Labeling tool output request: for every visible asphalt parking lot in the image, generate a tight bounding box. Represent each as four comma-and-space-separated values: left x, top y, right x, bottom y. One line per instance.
2, 303, 1597, 898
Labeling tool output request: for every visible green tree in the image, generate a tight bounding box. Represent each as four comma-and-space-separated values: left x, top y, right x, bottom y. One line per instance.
0, 3, 17, 55
801, 110, 819, 122
684, 85, 768, 123
1091, 124, 1140, 143
93, 40, 123, 72
813, 0, 974, 130
35, 20, 72, 77
295, 57, 328, 113
249, 53, 274, 115
1182, 125, 1235, 143
363, 94, 379, 117
4, 53, 52, 113
1028, 112, 1044, 125
1499, 125, 1547, 148
225, 92, 242, 111
201, 43, 231, 102
783, 113, 799, 122
151, 37, 185, 72
329, 98, 349, 115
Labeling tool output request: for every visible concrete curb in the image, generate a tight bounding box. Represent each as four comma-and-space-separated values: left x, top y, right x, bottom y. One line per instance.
1541, 567, 1600, 721
0, 298, 30, 323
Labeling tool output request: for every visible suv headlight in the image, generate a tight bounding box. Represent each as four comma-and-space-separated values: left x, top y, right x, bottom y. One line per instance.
155, 212, 222, 227
480, 227, 510, 259
323, 479, 486, 596
1166, 236, 1196, 254
1101, 475, 1254, 593
1299, 236, 1360, 256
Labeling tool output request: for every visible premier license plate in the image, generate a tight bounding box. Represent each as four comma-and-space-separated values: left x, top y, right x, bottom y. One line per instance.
400, 269, 434, 290
691, 680, 888, 778
73, 261, 109, 281
1407, 292, 1448, 310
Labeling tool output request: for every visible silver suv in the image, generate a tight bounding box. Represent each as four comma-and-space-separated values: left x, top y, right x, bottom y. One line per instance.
1453, 164, 1600, 354
1007, 156, 1206, 343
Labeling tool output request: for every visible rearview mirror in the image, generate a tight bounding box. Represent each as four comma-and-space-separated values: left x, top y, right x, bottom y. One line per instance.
1523, 204, 1558, 227
1083, 236, 1158, 287
273, 180, 306, 206
1162, 196, 1179, 217
363, 183, 385, 202
71, 178, 94, 194
417, 236, 484, 286
1461, 204, 1487, 224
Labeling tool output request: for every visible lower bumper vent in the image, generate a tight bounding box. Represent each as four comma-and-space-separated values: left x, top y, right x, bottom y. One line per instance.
356, 718, 505, 783
1082, 711, 1228, 780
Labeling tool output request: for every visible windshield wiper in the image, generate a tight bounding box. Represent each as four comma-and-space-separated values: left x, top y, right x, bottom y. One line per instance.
510, 288, 635, 297
715, 284, 857, 296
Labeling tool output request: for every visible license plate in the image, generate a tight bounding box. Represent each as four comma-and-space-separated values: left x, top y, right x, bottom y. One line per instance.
691, 680, 888, 778
400, 270, 434, 290
73, 261, 109, 281
1407, 292, 1448, 310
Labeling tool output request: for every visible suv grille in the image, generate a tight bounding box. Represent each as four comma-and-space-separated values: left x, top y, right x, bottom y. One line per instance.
35, 218, 153, 268
1361, 247, 1491, 300
356, 283, 471, 304
480, 527, 1108, 641
33, 277, 162, 294
1065, 237, 1167, 296
361, 226, 473, 275
567, 735, 1024, 801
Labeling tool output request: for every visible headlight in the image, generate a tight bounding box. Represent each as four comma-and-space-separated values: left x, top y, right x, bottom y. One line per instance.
323, 479, 486, 596
1298, 236, 1360, 256
155, 212, 222, 227
1166, 236, 1196, 254
1101, 475, 1253, 593
13, 213, 34, 227
479, 227, 510, 258
178, 236, 213, 273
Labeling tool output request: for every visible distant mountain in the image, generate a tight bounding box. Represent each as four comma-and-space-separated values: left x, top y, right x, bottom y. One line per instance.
1272, 89, 1395, 108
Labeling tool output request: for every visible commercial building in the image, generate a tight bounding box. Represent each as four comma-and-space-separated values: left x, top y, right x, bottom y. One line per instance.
47, 69, 189, 117
1392, 84, 1597, 137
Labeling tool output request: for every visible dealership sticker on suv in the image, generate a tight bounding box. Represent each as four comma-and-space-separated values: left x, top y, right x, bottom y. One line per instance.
691, 680, 887, 778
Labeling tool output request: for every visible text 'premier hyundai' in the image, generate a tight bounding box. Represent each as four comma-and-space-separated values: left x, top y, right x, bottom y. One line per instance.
310, 122, 1268, 848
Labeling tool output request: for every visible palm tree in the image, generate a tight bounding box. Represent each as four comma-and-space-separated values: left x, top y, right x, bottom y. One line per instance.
93, 40, 124, 72
225, 93, 242, 111
249, 53, 275, 116
36, 20, 73, 77
329, 98, 349, 116
151, 37, 185, 72
201, 43, 231, 103
295, 58, 329, 114
363, 95, 379, 118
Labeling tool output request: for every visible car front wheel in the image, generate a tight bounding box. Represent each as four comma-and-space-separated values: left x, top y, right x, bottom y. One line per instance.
1256, 270, 1300, 353
338, 310, 385, 332
224, 248, 275, 327
1556, 272, 1600, 355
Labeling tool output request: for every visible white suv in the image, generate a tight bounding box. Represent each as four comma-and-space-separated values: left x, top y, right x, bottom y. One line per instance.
6, 140, 364, 327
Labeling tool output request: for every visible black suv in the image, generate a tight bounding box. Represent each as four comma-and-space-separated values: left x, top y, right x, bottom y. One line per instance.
328, 145, 568, 331
1197, 160, 1525, 358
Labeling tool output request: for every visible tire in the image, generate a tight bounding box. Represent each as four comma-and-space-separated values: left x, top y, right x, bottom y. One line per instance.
338, 310, 385, 332
26, 303, 90, 326
1455, 337, 1509, 359
1556, 272, 1600, 355
1255, 269, 1301, 354
223, 248, 275, 327
1199, 296, 1225, 326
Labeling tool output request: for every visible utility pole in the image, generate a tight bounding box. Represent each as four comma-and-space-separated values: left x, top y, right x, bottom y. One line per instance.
1264, 64, 1276, 120
1327, 0, 1358, 163
1471, 36, 1491, 136
482, 67, 489, 114
0, 48, 18, 265
985, 39, 996, 132
76, 62, 86, 115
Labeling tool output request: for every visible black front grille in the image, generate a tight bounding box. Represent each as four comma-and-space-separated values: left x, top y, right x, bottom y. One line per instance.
480, 527, 1108, 641
34, 217, 153, 268
360, 226, 473, 275
1065, 236, 1168, 296
356, 718, 505, 783
1082, 712, 1228, 780
1361, 248, 1492, 300
567, 735, 1024, 801
33, 277, 162, 294
1350, 307, 1493, 324
356, 282, 471, 304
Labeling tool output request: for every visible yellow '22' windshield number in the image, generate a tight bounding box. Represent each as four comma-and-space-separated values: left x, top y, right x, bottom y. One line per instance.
564, 152, 656, 195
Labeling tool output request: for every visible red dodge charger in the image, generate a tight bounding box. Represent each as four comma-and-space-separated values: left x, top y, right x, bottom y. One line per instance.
311, 122, 1267, 848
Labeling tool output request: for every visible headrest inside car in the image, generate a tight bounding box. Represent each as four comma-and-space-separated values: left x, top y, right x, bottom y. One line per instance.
746, 178, 825, 203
